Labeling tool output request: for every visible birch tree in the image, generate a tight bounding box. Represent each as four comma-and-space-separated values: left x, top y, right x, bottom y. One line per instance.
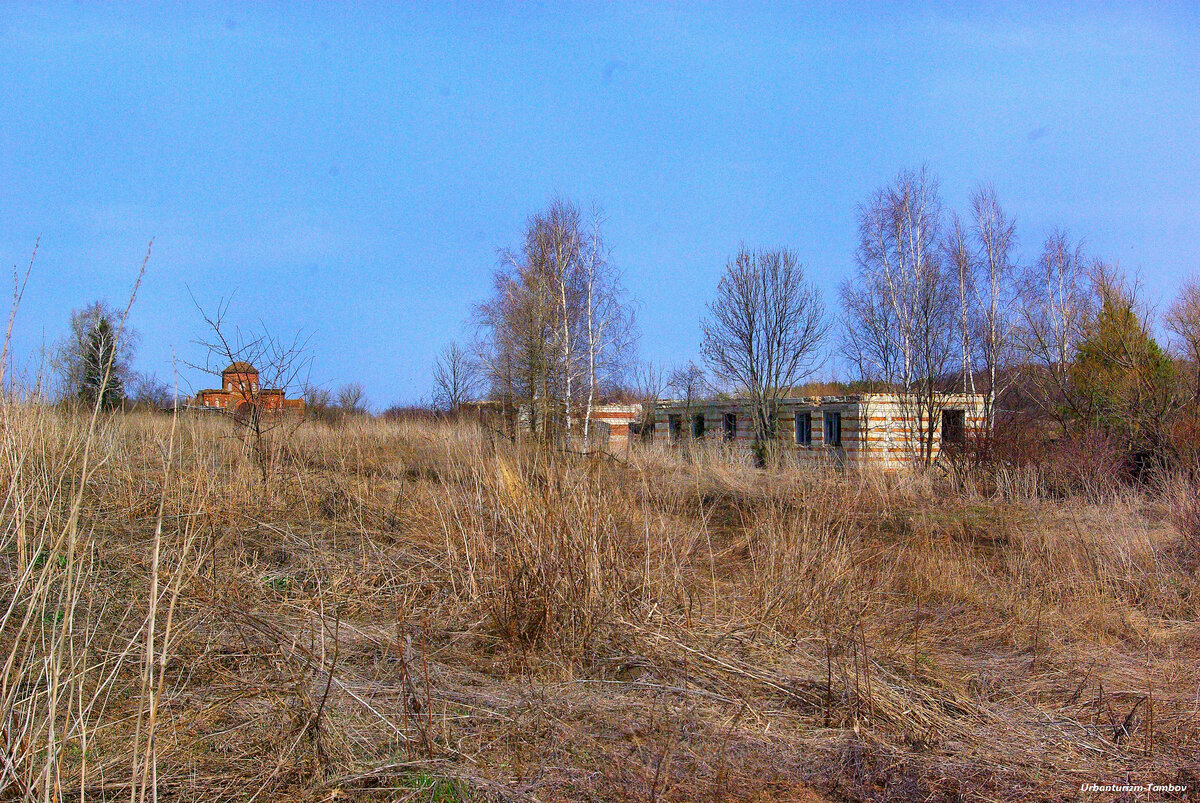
1166, 276, 1200, 404
1015, 230, 1093, 433
477, 199, 635, 445
55, 301, 139, 409
970, 185, 1018, 433
530, 200, 585, 438
945, 212, 977, 397
841, 167, 957, 466
579, 207, 636, 447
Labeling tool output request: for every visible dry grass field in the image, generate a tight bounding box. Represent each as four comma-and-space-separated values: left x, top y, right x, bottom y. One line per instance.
2, 408, 1198, 801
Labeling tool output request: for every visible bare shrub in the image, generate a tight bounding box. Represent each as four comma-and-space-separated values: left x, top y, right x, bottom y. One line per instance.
990, 417, 1126, 500
189, 295, 311, 483
1042, 429, 1128, 499
1163, 469, 1200, 571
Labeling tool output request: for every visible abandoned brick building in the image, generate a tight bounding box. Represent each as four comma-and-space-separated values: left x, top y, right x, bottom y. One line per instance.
461, 400, 641, 449
193, 362, 306, 417
580, 403, 642, 448
650, 393, 986, 468
462, 394, 983, 467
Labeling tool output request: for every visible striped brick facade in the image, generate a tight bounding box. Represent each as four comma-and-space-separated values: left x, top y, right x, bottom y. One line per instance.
461, 400, 643, 453
650, 393, 986, 468
585, 404, 640, 448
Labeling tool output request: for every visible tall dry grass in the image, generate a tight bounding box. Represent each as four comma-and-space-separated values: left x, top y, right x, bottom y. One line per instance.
1, 407, 1197, 801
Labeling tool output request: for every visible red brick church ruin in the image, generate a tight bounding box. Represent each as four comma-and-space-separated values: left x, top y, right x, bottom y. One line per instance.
194, 362, 306, 416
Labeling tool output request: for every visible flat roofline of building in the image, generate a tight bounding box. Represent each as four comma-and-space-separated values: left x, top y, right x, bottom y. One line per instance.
655, 392, 985, 408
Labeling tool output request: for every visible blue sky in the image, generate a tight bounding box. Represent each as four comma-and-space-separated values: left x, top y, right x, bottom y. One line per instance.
2, 2, 1198, 407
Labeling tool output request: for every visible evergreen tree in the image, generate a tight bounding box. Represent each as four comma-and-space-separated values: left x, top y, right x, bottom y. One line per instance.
79, 315, 125, 408
1069, 272, 1176, 455
56, 301, 137, 410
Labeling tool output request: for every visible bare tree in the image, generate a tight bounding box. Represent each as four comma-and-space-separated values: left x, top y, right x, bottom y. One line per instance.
633, 361, 668, 443
303, 385, 336, 423
841, 167, 957, 466
54, 301, 140, 409
477, 267, 542, 438
840, 262, 900, 388
477, 201, 579, 443
1014, 230, 1094, 433
1166, 275, 1200, 404
477, 260, 556, 440
130, 372, 174, 411
535, 200, 585, 439
668, 361, 709, 413
579, 206, 637, 447
335, 382, 368, 417
477, 199, 635, 445
945, 212, 977, 397
189, 295, 311, 483
702, 247, 829, 464
431, 341, 481, 412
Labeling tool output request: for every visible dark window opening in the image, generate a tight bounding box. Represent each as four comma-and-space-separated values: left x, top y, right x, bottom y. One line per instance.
941, 409, 965, 445
667, 414, 682, 442
823, 411, 841, 447
795, 412, 812, 446
723, 412, 737, 441
692, 414, 705, 439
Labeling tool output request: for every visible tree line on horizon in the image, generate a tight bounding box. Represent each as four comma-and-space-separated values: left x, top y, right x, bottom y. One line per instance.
442, 167, 1200, 475
33, 164, 1200, 479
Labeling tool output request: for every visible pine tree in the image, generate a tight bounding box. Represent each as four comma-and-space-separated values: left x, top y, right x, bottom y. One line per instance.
1069, 275, 1175, 454
79, 315, 125, 408
56, 301, 137, 410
